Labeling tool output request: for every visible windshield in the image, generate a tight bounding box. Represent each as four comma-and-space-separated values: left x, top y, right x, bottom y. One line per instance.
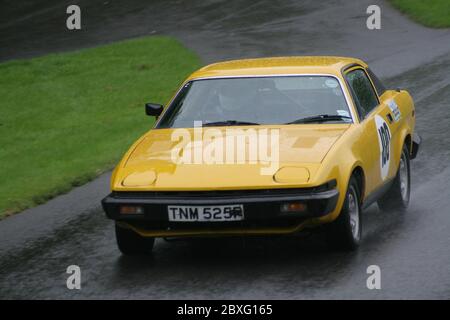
157, 76, 352, 128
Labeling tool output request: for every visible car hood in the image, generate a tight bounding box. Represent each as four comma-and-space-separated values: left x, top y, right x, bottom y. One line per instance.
112, 124, 349, 190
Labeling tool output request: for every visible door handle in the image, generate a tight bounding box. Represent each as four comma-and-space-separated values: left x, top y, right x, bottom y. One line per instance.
386, 113, 393, 124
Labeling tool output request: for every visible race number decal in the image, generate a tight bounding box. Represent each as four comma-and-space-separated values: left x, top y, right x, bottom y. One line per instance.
375, 115, 391, 180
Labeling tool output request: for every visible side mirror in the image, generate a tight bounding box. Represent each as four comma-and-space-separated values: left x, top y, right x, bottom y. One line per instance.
145, 103, 163, 117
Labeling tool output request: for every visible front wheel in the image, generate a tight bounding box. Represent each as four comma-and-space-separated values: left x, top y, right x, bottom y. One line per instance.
326, 176, 362, 251
377, 144, 410, 211
115, 223, 155, 255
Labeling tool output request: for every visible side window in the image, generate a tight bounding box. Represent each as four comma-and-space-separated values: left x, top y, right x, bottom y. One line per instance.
345, 69, 379, 120
367, 68, 386, 96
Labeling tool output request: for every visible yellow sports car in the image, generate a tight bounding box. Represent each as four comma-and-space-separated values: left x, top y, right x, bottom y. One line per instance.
102, 57, 420, 254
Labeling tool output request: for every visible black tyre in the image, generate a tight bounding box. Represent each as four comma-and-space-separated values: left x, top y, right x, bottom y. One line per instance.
377, 144, 410, 211
327, 176, 362, 251
115, 223, 155, 255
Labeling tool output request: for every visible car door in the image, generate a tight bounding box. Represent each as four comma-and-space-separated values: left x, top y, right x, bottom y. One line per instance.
367, 68, 405, 182
344, 66, 396, 197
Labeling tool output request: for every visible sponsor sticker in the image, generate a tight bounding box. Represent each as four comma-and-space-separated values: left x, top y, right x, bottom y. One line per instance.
387, 99, 401, 122
337, 109, 350, 117
325, 78, 339, 88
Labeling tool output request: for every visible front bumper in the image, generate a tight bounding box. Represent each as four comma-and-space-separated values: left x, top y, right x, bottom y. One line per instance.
102, 185, 339, 237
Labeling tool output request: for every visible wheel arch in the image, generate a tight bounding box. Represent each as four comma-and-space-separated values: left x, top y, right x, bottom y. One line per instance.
404, 133, 412, 155
350, 165, 365, 204
395, 130, 412, 171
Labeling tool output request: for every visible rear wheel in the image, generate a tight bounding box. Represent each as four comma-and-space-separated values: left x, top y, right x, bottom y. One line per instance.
327, 176, 362, 251
115, 223, 155, 255
377, 144, 410, 211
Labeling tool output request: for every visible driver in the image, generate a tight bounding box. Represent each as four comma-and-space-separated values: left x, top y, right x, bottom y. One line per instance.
214, 80, 260, 120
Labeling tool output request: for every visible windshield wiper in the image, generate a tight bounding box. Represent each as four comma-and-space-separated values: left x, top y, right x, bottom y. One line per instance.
203, 120, 260, 127
286, 114, 352, 124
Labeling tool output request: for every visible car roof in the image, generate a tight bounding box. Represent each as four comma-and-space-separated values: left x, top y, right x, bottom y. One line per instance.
187, 56, 367, 80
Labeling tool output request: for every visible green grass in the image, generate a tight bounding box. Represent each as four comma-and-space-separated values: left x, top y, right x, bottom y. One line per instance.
390, 0, 450, 28
0, 36, 201, 217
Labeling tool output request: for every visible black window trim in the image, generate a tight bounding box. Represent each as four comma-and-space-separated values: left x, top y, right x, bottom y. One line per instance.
154, 81, 192, 129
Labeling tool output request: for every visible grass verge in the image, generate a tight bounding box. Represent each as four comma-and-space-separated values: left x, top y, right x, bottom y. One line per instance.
0, 36, 201, 218
390, 0, 450, 28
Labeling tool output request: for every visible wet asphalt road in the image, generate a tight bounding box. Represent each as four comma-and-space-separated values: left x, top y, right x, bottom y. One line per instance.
1, 1, 450, 299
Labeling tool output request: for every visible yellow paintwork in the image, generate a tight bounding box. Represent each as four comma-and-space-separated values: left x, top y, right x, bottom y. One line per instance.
273, 167, 310, 184
188, 56, 367, 80
112, 57, 416, 237
121, 170, 156, 187
113, 124, 348, 191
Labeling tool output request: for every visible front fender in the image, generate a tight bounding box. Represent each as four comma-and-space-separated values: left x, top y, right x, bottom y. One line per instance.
305, 127, 367, 226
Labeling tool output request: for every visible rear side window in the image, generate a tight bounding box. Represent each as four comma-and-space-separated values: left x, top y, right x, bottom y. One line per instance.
367, 68, 386, 96
345, 69, 379, 120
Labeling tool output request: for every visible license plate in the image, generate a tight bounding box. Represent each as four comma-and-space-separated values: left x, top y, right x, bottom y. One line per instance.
168, 205, 244, 222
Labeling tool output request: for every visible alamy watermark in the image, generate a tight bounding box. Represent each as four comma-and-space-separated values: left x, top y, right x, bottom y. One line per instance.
66, 5, 81, 30
170, 121, 280, 176
366, 5, 381, 30
366, 265, 381, 290
66, 265, 81, 290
